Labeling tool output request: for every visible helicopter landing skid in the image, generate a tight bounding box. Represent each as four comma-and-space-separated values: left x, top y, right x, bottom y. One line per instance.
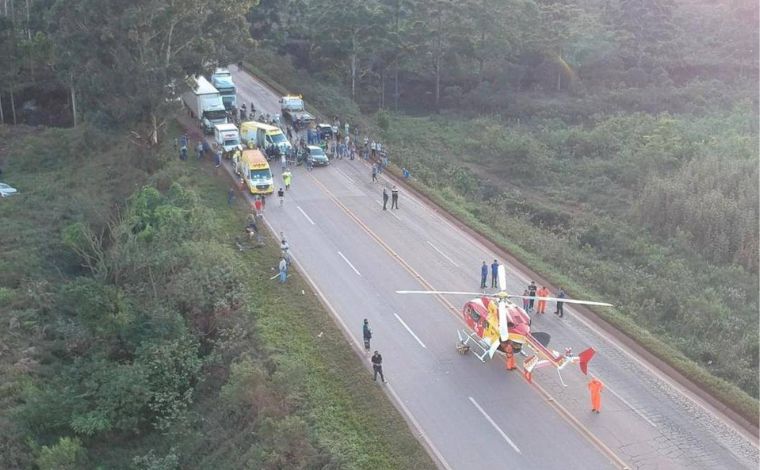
456, 330, 492, 362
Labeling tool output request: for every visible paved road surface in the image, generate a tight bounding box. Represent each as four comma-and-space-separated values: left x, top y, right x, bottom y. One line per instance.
217, 64, 759, 470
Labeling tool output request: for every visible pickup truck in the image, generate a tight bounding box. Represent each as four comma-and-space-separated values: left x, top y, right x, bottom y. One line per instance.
280, 95, 314, 129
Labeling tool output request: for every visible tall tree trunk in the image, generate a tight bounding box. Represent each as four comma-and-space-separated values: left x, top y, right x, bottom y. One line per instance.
380, 69, 385, 109
165, 21, 175, 68
70, 82, 78, 127
350, 48, 357, 101
394, 63, 399, 112
394, 0, 400, 111
9, 86, 16, 125
151, 112, 159, 145
434, 10, 442, 110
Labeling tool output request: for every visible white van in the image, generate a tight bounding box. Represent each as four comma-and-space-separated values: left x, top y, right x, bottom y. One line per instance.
214, 123, 242, 157
239, 121, 292, 154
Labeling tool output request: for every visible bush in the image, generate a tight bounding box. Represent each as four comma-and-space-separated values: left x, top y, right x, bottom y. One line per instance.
36, 437, 87, 470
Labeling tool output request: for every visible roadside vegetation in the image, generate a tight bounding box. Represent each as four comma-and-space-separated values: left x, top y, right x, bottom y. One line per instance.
0, 126, 435, 468
244, 0, 759, 422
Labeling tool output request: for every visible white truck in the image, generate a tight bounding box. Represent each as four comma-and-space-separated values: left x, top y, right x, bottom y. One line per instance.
214, 123, 242, 158
211, 68, 237, 111
182, 76, 228, 134
280, 95, 314, 129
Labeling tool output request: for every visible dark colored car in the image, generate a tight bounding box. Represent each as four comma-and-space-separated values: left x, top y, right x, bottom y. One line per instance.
316, 123, 335, 141
305, 145, 329, 166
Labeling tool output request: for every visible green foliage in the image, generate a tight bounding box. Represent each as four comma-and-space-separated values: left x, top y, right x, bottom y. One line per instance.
378, 110, 759, 403
137, 335, 202, 431
376, 109, 390, 132
250, 0, 755, 114
132, 449, 180, 470
36, 436, 87, 470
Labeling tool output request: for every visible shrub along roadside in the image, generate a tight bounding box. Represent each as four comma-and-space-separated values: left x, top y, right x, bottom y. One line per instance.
0, 125, 434, 469
241, 57, 758, 426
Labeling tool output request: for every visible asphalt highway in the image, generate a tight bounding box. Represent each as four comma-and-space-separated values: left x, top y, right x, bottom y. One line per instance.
222, 65, 759, 470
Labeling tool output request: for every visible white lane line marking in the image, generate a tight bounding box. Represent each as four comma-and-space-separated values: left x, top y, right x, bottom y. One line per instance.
393, 313, 427, 349
337, 251, 361, 276
588, 368, 657, 428
336, 168, 356, 186
468, 397, 522, 454
297, 206, 316, 225
375, 200, 401, 220
426, 241, 460, 267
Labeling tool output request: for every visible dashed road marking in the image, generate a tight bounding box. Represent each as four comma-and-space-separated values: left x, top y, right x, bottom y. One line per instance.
394, 313, 427, 348
469, 396, 522, 454
297, 205, 316, 225
338, 251, 361, 276
426, 240, 460, 267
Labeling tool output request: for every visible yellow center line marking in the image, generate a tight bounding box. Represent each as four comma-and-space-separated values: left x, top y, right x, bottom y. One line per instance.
309, 160, 630, 470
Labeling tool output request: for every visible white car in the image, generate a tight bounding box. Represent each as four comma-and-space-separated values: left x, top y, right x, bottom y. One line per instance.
0, 183, 18, 197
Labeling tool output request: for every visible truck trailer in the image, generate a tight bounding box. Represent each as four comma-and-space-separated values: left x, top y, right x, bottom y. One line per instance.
280, 95, 314, 129
211, 68, 237, 111
182, 76, 228, 134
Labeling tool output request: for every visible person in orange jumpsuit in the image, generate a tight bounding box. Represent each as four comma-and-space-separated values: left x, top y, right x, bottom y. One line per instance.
588, 377, 604, 413
536, 286, 549, 314
504, 342, 516, 371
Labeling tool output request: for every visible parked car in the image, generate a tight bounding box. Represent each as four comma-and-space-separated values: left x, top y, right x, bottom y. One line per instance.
316, 123, 335, 141
0, 182, 18, 197
304, 145, 329, 166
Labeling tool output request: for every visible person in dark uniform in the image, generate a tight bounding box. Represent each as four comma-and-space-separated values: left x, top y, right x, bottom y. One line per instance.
491, 259, 499, 288
362, 319, 372, 353
382, 188, 389, 210
555, 287, 566, 317
371, 351, 386, 383
480, 261, 488, 289
391, 185, 399, 209
528, 281, 537, 311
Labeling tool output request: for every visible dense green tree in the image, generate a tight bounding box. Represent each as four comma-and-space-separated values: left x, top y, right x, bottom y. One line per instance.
46, 0, 255, 142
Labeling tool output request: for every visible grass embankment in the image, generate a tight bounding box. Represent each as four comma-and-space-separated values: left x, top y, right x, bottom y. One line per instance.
0, 124, 434, 468
243, 53, 759, 427
184, 160, 435, 470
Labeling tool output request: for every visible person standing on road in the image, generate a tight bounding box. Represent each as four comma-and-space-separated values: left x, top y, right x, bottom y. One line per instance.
278, 257, 288, 283
282, 169, 292, 190
390, 185, 399, 209
522, 289, 530, 311
505, 341, 516, 371
214, 149, 222, 168
491, 259, 499, 288
480, 261, 488, 289
588, 377, 604, 413
382, 187, 389, 210
528, 281, 537, 311
371, 164, 378, 183
278, 187, 285, 206
363, 319, 372, 353
555, 287, 566, 317
536, 285, 549, 314
371, 351, 386, 383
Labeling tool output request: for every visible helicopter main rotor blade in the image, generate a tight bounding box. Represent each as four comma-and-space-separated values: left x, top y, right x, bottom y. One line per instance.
497, 264, 507, 292
396, 290, 487, 296
507, 295, 613, 307
498, 301, 509, 341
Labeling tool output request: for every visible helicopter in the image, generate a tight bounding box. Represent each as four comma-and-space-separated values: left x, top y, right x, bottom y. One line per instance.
397, 265, 613, 385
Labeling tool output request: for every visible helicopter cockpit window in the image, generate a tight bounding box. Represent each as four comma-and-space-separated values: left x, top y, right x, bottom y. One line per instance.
467, 307, 481, 323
